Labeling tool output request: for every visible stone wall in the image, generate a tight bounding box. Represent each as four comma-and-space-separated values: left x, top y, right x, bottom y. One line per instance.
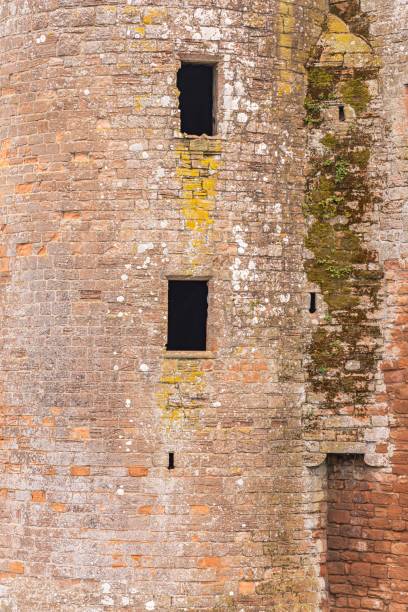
315, 0, 408, 610
0, 0, 326, 610
0, 0, 407, 610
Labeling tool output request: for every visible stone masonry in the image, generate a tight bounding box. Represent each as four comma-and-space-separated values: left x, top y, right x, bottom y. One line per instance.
0, 0, 407, 610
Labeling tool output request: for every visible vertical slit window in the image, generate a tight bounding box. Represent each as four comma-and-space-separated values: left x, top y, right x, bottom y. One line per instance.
177, 63, 215, 136
338, 105, 346, 122
166, 280, 208, 351
168, 452, 175, 470
309, 292, 317, 314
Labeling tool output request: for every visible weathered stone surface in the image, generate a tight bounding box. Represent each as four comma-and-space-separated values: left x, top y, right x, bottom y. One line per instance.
0, 0, 406, 610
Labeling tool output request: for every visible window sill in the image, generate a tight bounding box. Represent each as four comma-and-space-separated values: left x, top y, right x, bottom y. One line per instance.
163, 350, 215, 360
173, 132, 223, 141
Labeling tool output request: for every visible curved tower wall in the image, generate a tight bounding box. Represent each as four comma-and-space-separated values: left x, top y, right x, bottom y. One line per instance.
0, 1, 326, 610
2, 0, 407, 609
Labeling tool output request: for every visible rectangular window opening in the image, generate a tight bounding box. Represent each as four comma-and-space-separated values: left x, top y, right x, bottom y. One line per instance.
168, 452, 175, 470
338, 105, 346, 122
309, 292, 317, 314
177, 62, 215, 136
166, 280, 208, 351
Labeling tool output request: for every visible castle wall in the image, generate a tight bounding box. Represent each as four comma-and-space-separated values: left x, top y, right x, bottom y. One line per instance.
0, 1, 327, 610
0, 0, 407, 610
310, 1, 408, 610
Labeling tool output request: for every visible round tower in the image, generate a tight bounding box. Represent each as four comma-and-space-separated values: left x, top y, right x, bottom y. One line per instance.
0, 0, 327, 610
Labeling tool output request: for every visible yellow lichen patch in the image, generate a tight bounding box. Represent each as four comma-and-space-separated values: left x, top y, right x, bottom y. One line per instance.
132, 26, 145, 38
123, 5, 140, 16
176, 140, 221, 235
327, 14, 349, 33
157, 360, 204, 425
277, 81, 293, 97
143, 7, 167, 24
319, 16, 374, 67
134, 96, 144, 112
277, 0, 295, 96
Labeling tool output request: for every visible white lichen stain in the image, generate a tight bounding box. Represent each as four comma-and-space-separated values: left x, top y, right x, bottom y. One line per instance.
137, 242, 154, 254
101, 596, 114, 606
280, 294, 291, 303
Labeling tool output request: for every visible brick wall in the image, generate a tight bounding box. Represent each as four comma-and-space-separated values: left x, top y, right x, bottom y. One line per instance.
0, 0, 327, 609
0, 0, 407, 610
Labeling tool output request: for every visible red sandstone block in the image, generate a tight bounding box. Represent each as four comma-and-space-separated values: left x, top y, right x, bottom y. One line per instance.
334, 597, 349, 608
198, 557, 222, 569
191, 505, 210, 515
15, 183, 34, 194
391, 542, 408, 555
391, 465, 408, 476
329, 509, 350, 523
31, 490, 46, 503
8, 561, 24, 574
51, 502, 67, 513
391, 432, 408, 446
388, 567, 408, 580
69, 427, 90, 441
327, 561, 345, 575
384, 370, 405, 384
391, 452, 408, 465
16, 243, 32, 256
0, 257, 9, 272
370, 564, 388, 579
349, 597, 362, 608
111, 554, 127, 568
350, 562, 371, 576
128, 466, 148, 477
131, 555, 141, 566
360, 597, 384, 610
395, 385, 408, 399
70, 465, 90, 476
329, 583, 353, 594
238, 582, 255, 595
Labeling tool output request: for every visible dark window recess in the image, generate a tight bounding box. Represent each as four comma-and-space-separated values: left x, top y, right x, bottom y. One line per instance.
168, 452, 175, 470
167, 280, 208, 351
339, 105, 346, 122
177, 63, 214, 136
309, 292, 317, 314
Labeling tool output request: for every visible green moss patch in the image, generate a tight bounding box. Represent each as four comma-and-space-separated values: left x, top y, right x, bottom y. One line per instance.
340, 78, 371, 113
303, 47, 381, 408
